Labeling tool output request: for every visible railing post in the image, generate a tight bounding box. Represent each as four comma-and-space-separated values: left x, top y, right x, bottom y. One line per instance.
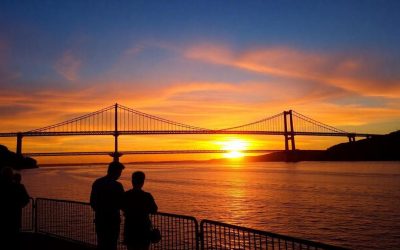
34, 198, 38, 233
199, 220, 204, 250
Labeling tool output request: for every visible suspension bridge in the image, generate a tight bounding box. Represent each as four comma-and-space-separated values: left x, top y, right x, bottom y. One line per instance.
0, 103, 377, 161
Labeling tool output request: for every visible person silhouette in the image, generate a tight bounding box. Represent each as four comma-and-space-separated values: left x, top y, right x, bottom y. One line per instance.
13, 172, 30, 232
0, 167, 30, 250
122, 171, 158, 250
90, 162, 125, 250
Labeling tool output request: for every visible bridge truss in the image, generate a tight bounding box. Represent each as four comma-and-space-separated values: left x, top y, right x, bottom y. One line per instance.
0, 103, 376, 161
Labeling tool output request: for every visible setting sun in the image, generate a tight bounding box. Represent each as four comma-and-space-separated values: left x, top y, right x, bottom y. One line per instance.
219, 139, 249, 159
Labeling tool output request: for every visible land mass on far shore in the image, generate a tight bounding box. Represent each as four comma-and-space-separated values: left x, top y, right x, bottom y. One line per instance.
211, 130, 400, 163
0, 145, 37, 169
147, 130, 399, 163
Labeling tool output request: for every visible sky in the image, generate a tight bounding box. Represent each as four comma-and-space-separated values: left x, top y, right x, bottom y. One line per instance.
0, 1, 400, 163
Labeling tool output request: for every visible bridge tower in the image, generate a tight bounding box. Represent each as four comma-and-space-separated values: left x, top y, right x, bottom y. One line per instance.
283, 110, 296, 151
112, 103, 121, 162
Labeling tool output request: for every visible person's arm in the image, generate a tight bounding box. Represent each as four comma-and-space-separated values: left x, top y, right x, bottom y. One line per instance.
148, 193, 158, 214
19, 184, 30, 207
118, 184, 126, 212
89, 182, 97, 211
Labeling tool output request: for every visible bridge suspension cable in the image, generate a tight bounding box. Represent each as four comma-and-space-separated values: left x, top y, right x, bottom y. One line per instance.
217, 110, 348, 135
219, 113, 284, 132
291, 111, 347, 134
117, 104, 208, 131
28, 105, 116, 133
26, 103, 209, 134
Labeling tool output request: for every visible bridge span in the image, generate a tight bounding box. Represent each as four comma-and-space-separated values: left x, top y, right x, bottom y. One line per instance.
0, 103, 379, 161
23, 149, 279, 157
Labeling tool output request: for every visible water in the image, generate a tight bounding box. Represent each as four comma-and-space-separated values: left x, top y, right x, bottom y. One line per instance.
20, 161, 400, 249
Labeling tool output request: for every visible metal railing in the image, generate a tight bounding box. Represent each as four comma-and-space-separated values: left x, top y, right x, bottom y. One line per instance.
21, 198, 345, 250
21, 197, 34, 232
151, 212, 199, 250
201, 220, 345, 250
35, 198, 97, 246
33, 198, 199, 250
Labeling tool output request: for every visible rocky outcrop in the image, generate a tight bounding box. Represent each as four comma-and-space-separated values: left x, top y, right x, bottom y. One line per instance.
0, 145, 37, 170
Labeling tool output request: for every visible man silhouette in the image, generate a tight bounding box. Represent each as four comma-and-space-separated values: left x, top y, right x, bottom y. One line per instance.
90, 162, 125, 250
0, 167, 30, 250
13, 172, 30, 232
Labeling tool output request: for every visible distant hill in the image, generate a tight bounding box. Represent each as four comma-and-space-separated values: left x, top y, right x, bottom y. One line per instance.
241, 131, 400, 162
325, 130, 400, 161
0, 145, 38, 170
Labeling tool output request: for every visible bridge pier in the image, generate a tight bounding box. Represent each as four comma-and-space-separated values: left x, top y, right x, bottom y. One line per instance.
16, 132, 23, 157
111, 151, 122, 162
348, 134, 356, 143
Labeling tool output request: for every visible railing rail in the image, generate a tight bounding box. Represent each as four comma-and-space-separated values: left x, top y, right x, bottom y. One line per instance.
35, 198, 97, 247
200, 219, 346, 250
21, 198, 346, 250
151, 212, 199, 250
33, 198, 199, 250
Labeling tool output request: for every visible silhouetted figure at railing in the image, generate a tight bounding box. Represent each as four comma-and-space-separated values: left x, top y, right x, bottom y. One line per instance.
13, 173, 29, 233
122, 171, 158, 250
90, 162, 125, 250
0, 167, 30, 250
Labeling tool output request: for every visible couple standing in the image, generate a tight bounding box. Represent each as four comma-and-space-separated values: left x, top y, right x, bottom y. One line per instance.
90, 162, 158, 250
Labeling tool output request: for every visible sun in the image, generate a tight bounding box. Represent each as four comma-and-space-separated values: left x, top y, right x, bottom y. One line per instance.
220, 139, 248, 159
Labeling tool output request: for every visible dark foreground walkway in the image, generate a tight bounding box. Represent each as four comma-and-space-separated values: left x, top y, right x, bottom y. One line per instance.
20, 233, 95, 250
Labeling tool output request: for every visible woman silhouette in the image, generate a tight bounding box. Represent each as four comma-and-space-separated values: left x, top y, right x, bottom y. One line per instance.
122, 171, 158, 250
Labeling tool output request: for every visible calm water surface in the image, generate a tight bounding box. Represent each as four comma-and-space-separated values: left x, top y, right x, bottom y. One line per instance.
20, 161, 400, 249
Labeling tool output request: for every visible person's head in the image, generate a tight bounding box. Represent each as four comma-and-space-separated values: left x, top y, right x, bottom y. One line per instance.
131, 171, 145, 189
14, 173, 22, 184
107, 161, 125, 180
1, 167, 14, 183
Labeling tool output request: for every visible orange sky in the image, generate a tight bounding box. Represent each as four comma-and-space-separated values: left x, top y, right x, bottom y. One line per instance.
1, 44, 400, 164
1, 2, 400, 164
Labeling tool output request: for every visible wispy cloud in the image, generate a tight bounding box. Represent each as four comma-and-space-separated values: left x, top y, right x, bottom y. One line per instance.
0, 39, 21, 84
185, 43, 400, 97
54, 50, 82, 81
1, 41, 399, 142
0, 80, 398, 134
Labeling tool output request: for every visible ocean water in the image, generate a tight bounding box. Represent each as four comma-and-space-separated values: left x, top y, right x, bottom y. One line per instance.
20, 161, 400, 249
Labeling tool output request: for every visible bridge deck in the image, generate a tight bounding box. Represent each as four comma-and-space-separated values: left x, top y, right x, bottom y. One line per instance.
0, 130, 377, 137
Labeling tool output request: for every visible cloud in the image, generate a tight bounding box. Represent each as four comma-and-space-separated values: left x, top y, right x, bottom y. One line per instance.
1, 40, 399, 137
0, 80, 398, 134
185, 43, 400, 97
54, 50, 82, 81
0, 39, 21, 85
1, 78, 399, 161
